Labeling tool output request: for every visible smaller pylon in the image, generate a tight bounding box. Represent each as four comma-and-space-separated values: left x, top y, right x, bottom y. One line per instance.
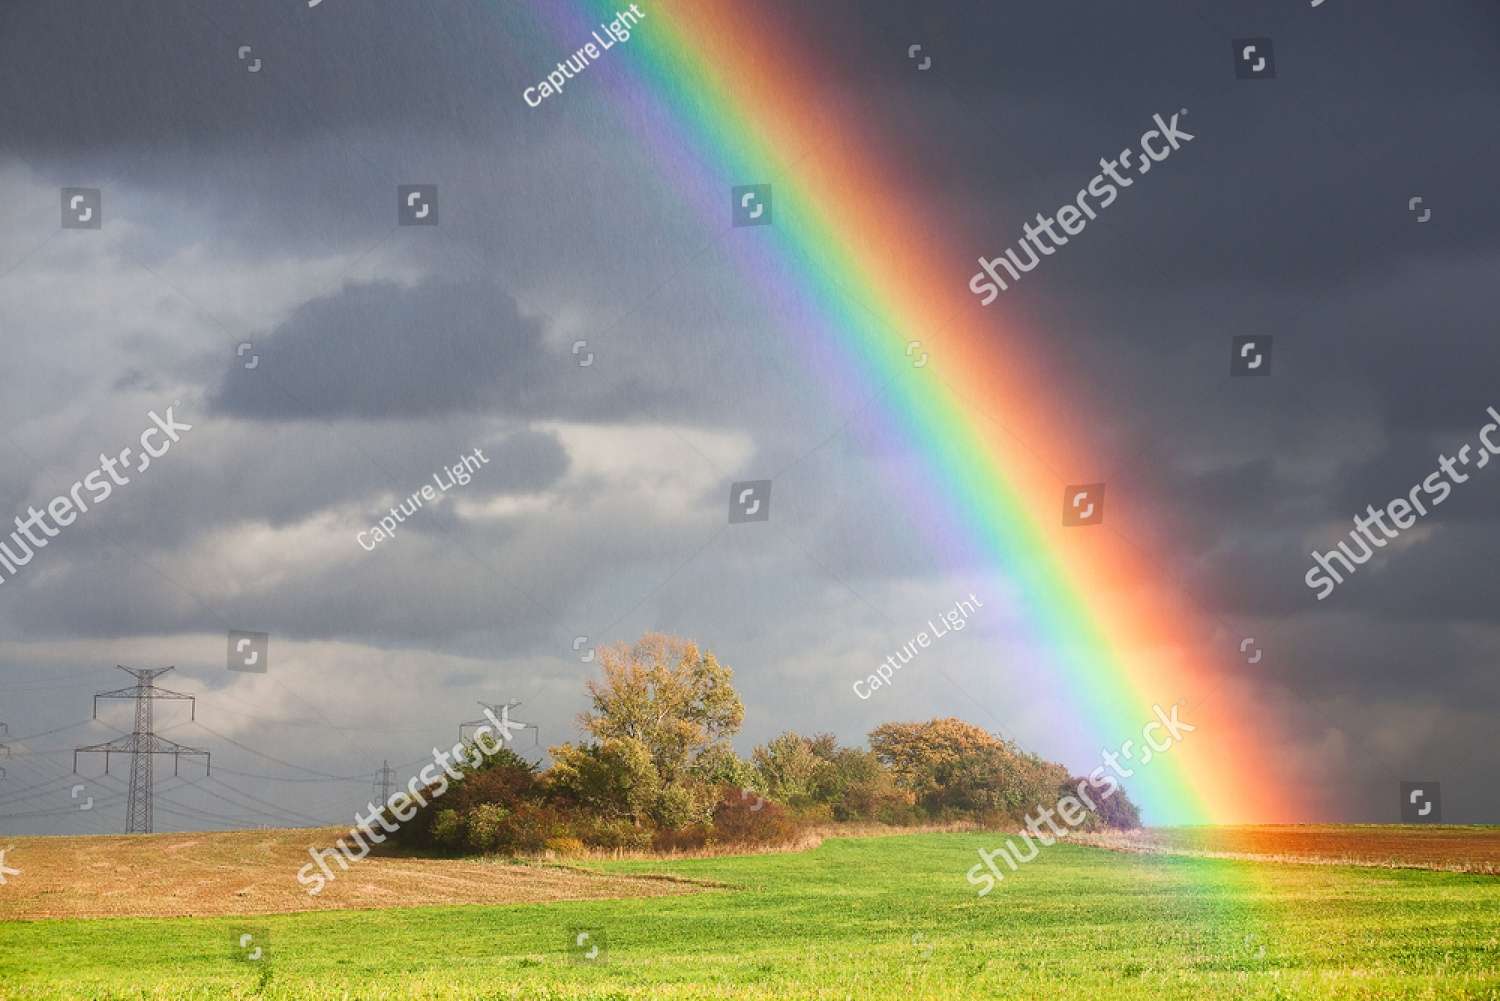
372, 759, 396, 804
458, 700, 538, 748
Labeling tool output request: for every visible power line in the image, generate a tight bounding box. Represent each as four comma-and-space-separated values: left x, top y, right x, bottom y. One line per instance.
0, 781, 141, 821
0, 775, 77, 810
185, 720, 362, 781
8, 720, 102, 743
197, 774, 336, 827
210, 764, 367, 785
151, 796, 265, 828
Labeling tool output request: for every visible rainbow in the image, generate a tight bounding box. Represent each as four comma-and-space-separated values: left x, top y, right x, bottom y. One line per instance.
535, 0, 1299, 825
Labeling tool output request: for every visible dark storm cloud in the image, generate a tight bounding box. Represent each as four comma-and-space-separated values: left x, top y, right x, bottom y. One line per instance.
209, 277, 659, 421
0, 0, 541, 156
788, 0, 1500, 294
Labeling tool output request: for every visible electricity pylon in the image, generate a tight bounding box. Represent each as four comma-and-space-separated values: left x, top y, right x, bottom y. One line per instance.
458, 700, 537, 747
74, 666, 210, 833
372, 759, 396, 804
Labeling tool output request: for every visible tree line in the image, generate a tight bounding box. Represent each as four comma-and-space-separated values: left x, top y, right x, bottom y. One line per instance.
391, 633, 1139, 856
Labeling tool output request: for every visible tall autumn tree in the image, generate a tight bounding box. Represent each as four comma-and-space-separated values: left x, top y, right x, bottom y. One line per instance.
869, 718, 1066, 817
579, 633, 744, 782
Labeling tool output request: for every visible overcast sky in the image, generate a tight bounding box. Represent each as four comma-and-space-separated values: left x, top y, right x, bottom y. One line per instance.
1, 0, 1498, 833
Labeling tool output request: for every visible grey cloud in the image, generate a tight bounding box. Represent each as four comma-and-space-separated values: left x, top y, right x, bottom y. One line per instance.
210, 277, 662, 421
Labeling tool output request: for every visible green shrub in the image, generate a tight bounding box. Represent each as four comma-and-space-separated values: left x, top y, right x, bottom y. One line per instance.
688, 743, 756, 790
496, 803, 570, 853
751, 732, 827, 807
789, 802, 834, 825
651, 780, 702, 828
464, 803, 509, 853
431, 808, 465, 849
546, 737, 660, 821
1067, 776, 1142, 830
871, 798, 923, 827
389, 748, 539, 850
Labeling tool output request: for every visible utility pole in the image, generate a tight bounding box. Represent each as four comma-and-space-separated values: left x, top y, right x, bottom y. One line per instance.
74, 666, 210, 834
372, 759, 396, 805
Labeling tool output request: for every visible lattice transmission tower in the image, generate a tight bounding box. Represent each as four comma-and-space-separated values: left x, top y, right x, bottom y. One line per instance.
458, 699, 537, 748
372, 759, 396, 804
74, 666, 210, 833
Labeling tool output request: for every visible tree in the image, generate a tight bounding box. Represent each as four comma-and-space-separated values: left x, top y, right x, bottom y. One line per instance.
868, 718, 998, 798
579, 633, 744, 782
813, 742, 911, 822
650, 783, 705, 829
688, 742, 756, 791
756, 731, 913, 821
546, 737, 660, 821
391, 747, 539, 849
751, 732, 827, 806
868, 718, 1065, 818
1067, 776, 1142, 830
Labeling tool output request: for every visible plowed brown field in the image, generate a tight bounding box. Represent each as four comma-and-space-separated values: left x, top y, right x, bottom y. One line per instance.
0, 826, 714, 920
1068, 824, 1500, 873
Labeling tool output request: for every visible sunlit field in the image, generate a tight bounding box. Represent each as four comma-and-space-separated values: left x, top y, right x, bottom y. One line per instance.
2, 830, 1497, 1000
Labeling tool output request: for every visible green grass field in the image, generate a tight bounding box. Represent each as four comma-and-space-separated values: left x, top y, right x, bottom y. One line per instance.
2, 832, 1498, 1000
